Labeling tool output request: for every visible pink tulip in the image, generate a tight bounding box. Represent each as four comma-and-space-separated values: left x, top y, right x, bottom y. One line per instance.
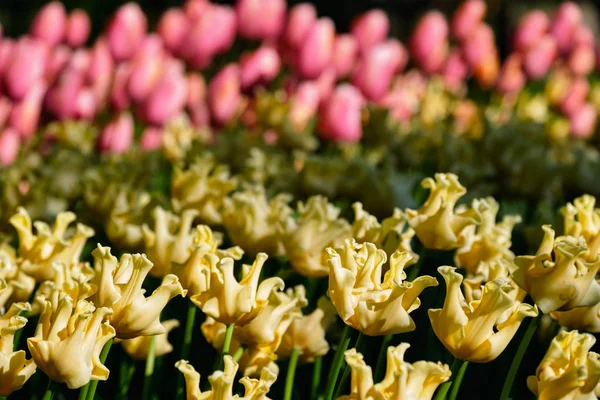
110, 63, 132, 111
236, 0, 286, 40
189, 101, 210, 127
45, 45, 72, 84
127, 35, 165, 102
442, 49, 469, 91
297, 18, 335, 79
0, 39, 14, 78
186, 73, 206, 108
461, 23, 495, 68
523, 35, 557, 79
570, 103, 597, 138
208, 63, 241, 125
560, 78, 589, 117
66, 9, 91, 48
106, 3, 147, 61
31, 2, 67, 46
184, 0, 211, 21
87, 39, 114, 105
410, 11, 449, 74
550, 2, 583, 55
496, 54, 525, 94
451, 0, 486, 42
382, 86, 415, 122
98, 112, 134, 153
141, 66, 188, 125
240, 46, 281, 89
568, 45, 595, 76
157, 8, 190, 55
284, 3, 317, 49
332, 35, 358, 79
9, 82, 46, 138
75, 87, 97, 119
0, 128, 20, 166
513, 11, 550, 53
45, 68, 84, 119
318, 84, 365, 143
350, 9, 389, 55
573, 25, 594, 47
352, 39, 407, 101
4, 38, 49, 101
140, 126, 163, 150
0, 97, 11, 129
288, 81, 320, 131
314, 67, 337, 103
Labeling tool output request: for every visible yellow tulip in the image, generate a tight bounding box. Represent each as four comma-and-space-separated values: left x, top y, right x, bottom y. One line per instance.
27, 293, 115, 389
405, 174, 482, 250
221, 187, 293, 257
279, 196, 351, 277
32, 262, 95, 314
527, 330, 600, 400
9, 207, 95, 281
562, 195, 600, 260
0, 247, 35, 312
553, 304, 600, 333
89, 245, 187, 339
121, 319, 179, 360
327, 240, 438, 336
105, 189, 152, 251
190, 253, 284, 326
176, 355, 277, 400
171, 154, 238, 225
161, 116, 206, 162
338, 344, 451, 400
511, 225, 600, 313
462, 259, 526, 305
201, 317, 242, 354
238, 346, 280, 378
455, 197, 521, 273
0, 302, 36, 396
142, 207, 199, 277
429, 267, 538, 362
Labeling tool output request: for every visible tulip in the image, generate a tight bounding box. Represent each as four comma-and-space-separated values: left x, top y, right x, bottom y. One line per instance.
296, 18, 335, 79
288, 81, 320, 131
183, 0, 210, 21
513, 10, 550, 53
332, 34, 358, 79
236, 0, 286, 40
240, 46, 281, 90
140, 126, 163, 151
523, 35, 557, 80
31, 2, 67, 46
410, 11, 449, 74
512, 225, 600, 313
328, 240, 438, 336
45, 67, 84, 119
339, 345, 451, 400
283, 3, 317, 49
98, 112, 134, 154
550, 1, 583, 55
110, 64, 132, 111
527, 330, 600, 400
0, 39, 14, 78
442, 49, 469, 92
87, 39, 114, 106
208, 63, 241, 126
497, 54, 526, 94
560, 78, 589, 117
9, 82, 46, 139
127, 35, 165, 102
103, 190, 152, 251
121, 319, 179, 360
160, 115, 201, 161
106, 3, 147, 61
350, 9, 389, 55
574, 25, 594, 47
65, 9, 91, 47
0, 128, 19, 166
553, 303, 600, 333
157, 8, 190, 55
190, 252, 284, 326
4, 38, 48, 101
0, 97, 12, 129
451, 0, 486, 42
429, 267, 538, 362
35, 261, 95, 305
89, 245, 186, 339
568, 44, 595, 76
28, 294, 115, 389
142, 66, 188, 126
45, 45, 72, 84
461, 23, 495, 67
570, 103, 597, 138
186, 73, 206, 108
561, 195, 600, 259
75, 87, 97, 120
318, 84, 365, 143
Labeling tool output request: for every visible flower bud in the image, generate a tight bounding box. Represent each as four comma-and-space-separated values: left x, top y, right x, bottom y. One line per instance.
461, 23, 495, 67
284, 3, 316, 49
66, 9, 90, 47
157, 8, 190, 55
9, 82, 46, 139
141, 61, 187, 125
442, 49, 469, 92
106, 3, 147, 61
288, 81, 320, 131
332, 35, 358, 79
87, 39, 114, 106
236, 0, 286, 40
140, 127, 162, 151
208, 63, 241, 126
45, 67, 84, 119
110, 64, 132, 111
31, 2, 67, 46
183, 0, 210, 21
98, 112, 134, 154
45, 45, 72, 85
318, 84, 364, 143
497, 54, 525, 94
451, 0, 486, 42
560, 78, 589, 117
127, 35, 165, 103
550, 1, 583, 55
4, 38, 49, 101
568, 44, 595, 76
240, 46, 281, 90
0, 128, 19, 166
410, 11, 449, 74
297, 18, 335, 79
350, 9, 389, 55
574, 25, 594, 47
513, 10, 550, 53
570, 103, 597, 138
523, 35, 557, 79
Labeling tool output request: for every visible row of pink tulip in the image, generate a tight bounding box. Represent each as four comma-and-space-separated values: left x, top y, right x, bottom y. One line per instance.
1, 0, 599, 166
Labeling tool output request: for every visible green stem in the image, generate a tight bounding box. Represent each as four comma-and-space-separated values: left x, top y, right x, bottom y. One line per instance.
232, 346, 245, 362
176, 303, 198, 398
42, 379, 59, 400
335, 332, 366, 398
433, 357, 462, 400
284, 348, 300, 400
448, 360, 469, 400
311, 356, 322, 400
84, 338, 114, 400
142, 336, 157, 400
118, 356, 136, 399
213, 324, 235, 372
500, 313, 541, 400
324, 324, 352, 400
374, 334, 393, 382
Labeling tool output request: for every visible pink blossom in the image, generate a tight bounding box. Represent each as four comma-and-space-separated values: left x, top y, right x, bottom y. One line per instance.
332, 34, 358, 79
550, 2, 583, 55
45, 45, 72, 84
560, 78, 589, 117
183, 0, 211, 21
410, 11, 449, 74
45, 67, 85, 119
208, 64, 241, 125
4, 38, 49, 101
568, 45, 595, 76
75, 87, 97, 119
451, 0, 486, 42
66, 9, 91, 47
0, 128, 20, 166
318, 84, 365, 143
31, 2, 67, 46
87, 38, 114, 106
186, 73, 207, 108
296, 18, 335, 79
570, 103, 597, 138
9, 82, 47, 138
443, 49, 469, 91
110, 63, 132, 111
513, 11, 550, 53
522, 35, 557, 79
350, 9, 389, 55
157, 8, 190, 55
127, 35, 165, 102
140, 126, 163, 150
98, 112, 134, 153
240, 46, 281, 89
236, 0, 286, 40
284, 3, 317, 49
288, 81, 320, 131
106, 3, 147, 61
142, 61, 188, 125
496, 54, 525, 94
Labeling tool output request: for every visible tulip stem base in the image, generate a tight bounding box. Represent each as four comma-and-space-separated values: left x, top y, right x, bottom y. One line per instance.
335, 331, 366, 397
448, 360, 469, 400
214, 323, 235, 372
311, 356, 322, 399
176, 303, 198, 398
42, 379, 59, 400
142, 335, 157, 400
374, 334, 393, 382
500, 312, 541, 400
83, 338, 113, 400
232, 346, 245, 362
284, 348, 300, 400
324, 324, 352, 400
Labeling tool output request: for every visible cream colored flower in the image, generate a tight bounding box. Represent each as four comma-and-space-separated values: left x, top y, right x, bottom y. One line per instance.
562, 195, 600, 261
462, 259, 525, 304
9, 207, 95, 282
0, 247, 35, 312
171, 155, 238, 225
429, 267, 538, 362
237, 346, 280, 378
338, 344, 451, 400
201, 317, 242, 355
105, 189, 152, 250
162, 116, 208, 162
176, 355, 277, 400
89, 245, 187, 339
405, 174, 482, 250
142, 207, 199, 277
221, 187, 293, 257
327, 240, 438, 336
511, 225, 600, 313
455, 197, 521, 273
279, 196, 351, 277
121, 319, 179, 360
34, 262, 95, 308
0, 302, 36, 396
191, 253, 284, 326
553, 304, 600, 333
27, 293, 114, 389
527, 330, 600, 400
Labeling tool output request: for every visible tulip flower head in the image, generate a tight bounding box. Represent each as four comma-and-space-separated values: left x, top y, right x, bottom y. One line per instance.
553, 303, 600, 333
350, 9, 389, 55
121, 319, 179, 360
338, 344, 451, 400
0, 248, 35, 311
105, 189, 152, 251
327, 240, 438, 336
562, 195, 600, 260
